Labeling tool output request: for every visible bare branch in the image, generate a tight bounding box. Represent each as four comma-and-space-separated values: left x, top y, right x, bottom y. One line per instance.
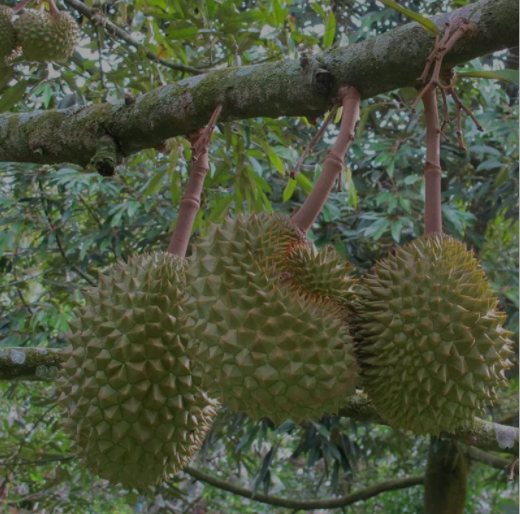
184, 466, 424, 510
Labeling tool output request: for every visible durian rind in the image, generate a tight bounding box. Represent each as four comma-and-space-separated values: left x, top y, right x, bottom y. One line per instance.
186, 213, 357, 425
358, 234, 514, 435
0, 6, 19, 64
16, 9, 79, 62
57, 252, 217, 488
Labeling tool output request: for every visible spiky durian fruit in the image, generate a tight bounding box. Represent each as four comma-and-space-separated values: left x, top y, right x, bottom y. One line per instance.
186, 213, 357, 425
0, 5, 19, 64
16, 8, 79, 62
57, 252, 217, 488
358, 234, 513, 434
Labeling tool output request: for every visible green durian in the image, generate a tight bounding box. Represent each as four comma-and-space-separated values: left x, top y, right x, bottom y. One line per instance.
16, 9, 79, 62
186, 213, 357, 425
358, 234, 514, 434
57, 252, 217, 488
0, 5, 19, 64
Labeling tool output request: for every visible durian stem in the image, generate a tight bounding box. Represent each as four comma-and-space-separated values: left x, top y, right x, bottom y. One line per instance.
167, 104, 222, 257
48, 0, 60, 16
422, 88, 443, 235
291, 87, 360, 233
11, 0, 32, 14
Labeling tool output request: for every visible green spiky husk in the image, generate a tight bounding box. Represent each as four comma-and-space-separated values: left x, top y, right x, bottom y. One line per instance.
57, 252, 217, 488
358, 234, 513, 435
16, 9, 79, 62
186, 213, 357, 425
0, 6, 19, 63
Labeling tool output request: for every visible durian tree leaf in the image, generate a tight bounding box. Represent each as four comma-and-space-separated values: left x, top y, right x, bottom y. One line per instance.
380, 0, 439, 34
282, 178, 297, 202
323, 11, 336, 48
0, 80, 29, 113
458, 69, 519, 85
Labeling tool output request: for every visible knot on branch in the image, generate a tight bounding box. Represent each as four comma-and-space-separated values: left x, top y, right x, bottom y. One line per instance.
90, 135, 118, 177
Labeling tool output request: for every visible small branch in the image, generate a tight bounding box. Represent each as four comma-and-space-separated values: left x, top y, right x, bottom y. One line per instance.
289, 106, 338, 179
291, 87, 360, 233
464, 446, 519, 475
422, 88, 443, 234
1, 351, 517, 456
62, 0, 202, 75
167, 105, 222, 257
0, 347, 62, 382
185, 466, 424, 510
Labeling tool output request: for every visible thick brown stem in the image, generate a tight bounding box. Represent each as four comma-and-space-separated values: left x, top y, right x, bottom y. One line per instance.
167, 105, 222, 257
48, 0, 60, 16
422, 88, 443, 235
11, 0, 32, 14
291, 87, 360, 233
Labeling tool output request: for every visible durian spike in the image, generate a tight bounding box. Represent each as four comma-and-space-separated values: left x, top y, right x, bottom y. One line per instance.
11, 0, 32, 14
291, 87, 360, 234
422, 88, 442, 235
168, 104, 222, 258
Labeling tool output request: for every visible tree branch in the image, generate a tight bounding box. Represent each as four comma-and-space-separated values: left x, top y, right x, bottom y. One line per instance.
184, 466, 424, 510
62, 0, 202, 75
1, 347, 517, 455
464, 446, 518, 474
0, 0, 517, 166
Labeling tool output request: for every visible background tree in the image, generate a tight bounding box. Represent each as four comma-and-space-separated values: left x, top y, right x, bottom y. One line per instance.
0, 0, 518, 512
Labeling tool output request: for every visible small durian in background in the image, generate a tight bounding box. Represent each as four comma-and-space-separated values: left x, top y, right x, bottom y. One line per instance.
16, 0, 79, 62
0, 0, 32, 64
0, 5, 18, 63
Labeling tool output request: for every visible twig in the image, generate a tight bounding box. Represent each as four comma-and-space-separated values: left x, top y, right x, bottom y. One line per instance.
62, 0, 202, 75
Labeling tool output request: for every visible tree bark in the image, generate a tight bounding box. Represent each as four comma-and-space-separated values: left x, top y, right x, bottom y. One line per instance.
424, 437, 469, 514
1, 347, 518, 455
0, 0, 517, 167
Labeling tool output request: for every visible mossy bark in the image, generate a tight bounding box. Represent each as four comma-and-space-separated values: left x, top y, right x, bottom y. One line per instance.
0, 0, 517, 167
424, 437, 469, 514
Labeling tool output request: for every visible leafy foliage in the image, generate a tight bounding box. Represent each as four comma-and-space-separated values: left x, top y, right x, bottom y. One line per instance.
0, 0, 518, 512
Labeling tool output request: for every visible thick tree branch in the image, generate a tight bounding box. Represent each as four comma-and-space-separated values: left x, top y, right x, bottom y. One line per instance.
0, 0, 517, 166
62, 0, 202, 75
1, 347, 517, 455
184, 466, 424, 510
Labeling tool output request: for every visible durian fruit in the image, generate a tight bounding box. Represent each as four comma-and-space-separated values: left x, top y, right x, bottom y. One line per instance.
57, 252, 218, 488
357, 234, 513, 434
0, 5, 20, 64
16, 8, 79, 62
186, 213, 358, 425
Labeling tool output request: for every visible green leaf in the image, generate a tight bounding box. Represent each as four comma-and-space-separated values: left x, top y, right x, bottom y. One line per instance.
364, 218, 390, 240
310, 2, 326, 19
0, 80, 28, 113
208, 195, 233, 223
323, 11, 336, 48
457, 69, 519, 85
380, 0, 439, 34
142, 171, 166, 196
391, 220, 403, 243
267, 147, 284, 175
283, 178, 297, 202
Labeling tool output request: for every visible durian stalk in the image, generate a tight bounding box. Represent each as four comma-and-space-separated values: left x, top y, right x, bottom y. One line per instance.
11, 0, 32, 14
291, 87, 360, 233
168, 105, 222, 257
423, 88, 443, 235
